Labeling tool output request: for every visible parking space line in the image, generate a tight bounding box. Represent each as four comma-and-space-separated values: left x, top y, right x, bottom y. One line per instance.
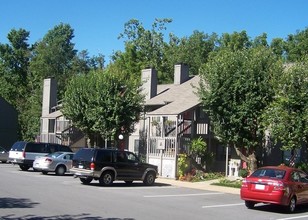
144, 192, 224, 198
202, 203, 243, 208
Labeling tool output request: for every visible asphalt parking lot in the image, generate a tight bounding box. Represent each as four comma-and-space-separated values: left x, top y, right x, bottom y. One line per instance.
1, 163, 308, 220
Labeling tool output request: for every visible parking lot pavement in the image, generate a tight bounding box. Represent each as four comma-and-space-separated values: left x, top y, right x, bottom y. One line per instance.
156, 177, 240, 195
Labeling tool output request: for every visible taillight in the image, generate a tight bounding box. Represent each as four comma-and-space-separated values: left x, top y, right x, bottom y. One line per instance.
22, 151, 25, 159
45, 158, 52, 163
271, 181, 286, 191
90, 162, 95, 171
241, 179, 249, 188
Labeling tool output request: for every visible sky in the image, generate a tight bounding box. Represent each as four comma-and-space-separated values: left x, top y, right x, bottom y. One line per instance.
1, 0, 308, 63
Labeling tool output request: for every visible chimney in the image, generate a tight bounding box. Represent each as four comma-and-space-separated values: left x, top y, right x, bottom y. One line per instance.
174, 63, 189, 85
42, 78, 57, 116
141, 68, 157, 100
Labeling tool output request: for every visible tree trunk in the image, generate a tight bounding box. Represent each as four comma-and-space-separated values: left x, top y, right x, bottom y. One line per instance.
234, 146, 257, 174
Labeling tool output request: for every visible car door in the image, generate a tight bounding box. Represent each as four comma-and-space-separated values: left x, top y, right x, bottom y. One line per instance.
298, 171, 308, 204
291, 171, 308, 204
114, 151, 130, 178
126, 152, 143, 179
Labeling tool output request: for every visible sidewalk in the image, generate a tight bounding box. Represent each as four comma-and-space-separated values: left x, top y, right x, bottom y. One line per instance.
156, 177, 240, 195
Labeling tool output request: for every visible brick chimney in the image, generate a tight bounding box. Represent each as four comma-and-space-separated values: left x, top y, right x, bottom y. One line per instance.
174, 63, 189, 85
141, 68, 157, 100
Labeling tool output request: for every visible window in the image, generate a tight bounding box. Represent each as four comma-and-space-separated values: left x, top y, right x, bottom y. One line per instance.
127, 152, 138, 163
96, 151, 112, 163
116, 152, 127, 162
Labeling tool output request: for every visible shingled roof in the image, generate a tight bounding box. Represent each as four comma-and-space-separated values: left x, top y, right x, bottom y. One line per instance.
145, 75, 201, 116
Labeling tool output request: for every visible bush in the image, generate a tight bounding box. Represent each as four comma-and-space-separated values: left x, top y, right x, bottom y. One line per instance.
212, 178, 242, 188
239, 169, 249, 178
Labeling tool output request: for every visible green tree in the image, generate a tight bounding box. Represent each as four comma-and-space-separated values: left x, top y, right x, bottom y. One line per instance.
262, 61, 308, 162
198, 47, 283, 172
163, 31, 218, 76
219, 31, 251, 51
29, 23, 76, 98
0, 28, 31, 139
285, 27, 308, 62
270, 37, 286, 58
22, 23, 77, 141
113, 18, 172, 83
62, 67, 145, 146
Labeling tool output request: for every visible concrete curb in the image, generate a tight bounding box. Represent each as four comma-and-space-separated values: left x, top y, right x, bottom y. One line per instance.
156, 177, 240, 195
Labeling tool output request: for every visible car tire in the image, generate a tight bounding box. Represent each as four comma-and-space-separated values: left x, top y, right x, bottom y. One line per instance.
99, 171, 114, 186
19, 165, 30, 171
42, 171, 48, 175
55, 165, 66, 176
286, 196, 296, 213
245, 201, 255, 209
80, 177, 93, 185
143, 171, 156, 186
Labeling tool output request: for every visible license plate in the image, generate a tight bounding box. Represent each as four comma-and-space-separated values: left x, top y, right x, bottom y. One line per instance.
78, 165, 84, 169
255, 184, 265, 190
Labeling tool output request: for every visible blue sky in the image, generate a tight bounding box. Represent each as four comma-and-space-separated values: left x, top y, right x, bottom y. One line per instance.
1, 0, 308, 63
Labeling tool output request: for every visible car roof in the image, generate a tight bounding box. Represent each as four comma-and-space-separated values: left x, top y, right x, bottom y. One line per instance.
256, 165, 305, 173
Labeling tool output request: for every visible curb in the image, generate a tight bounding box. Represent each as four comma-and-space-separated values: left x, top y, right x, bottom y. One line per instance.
156, 178, 240, 195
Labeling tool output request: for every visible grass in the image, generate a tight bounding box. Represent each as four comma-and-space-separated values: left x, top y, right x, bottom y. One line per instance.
211, 178, 242, 188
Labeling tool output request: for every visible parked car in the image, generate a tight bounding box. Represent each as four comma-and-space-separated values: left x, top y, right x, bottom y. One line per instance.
33, 151, 75, 175
9, 141, 73, 171
0, 146, 9, 163
70, 148, 158, 186
240, 165, 308, 213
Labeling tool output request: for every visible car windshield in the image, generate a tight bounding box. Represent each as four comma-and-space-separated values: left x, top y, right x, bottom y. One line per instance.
250, 168, 286, 179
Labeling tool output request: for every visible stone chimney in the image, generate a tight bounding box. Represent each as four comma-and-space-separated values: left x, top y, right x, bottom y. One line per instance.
141, 68, 157, 100
174, 63, 189, 85
42, 78, 57, 116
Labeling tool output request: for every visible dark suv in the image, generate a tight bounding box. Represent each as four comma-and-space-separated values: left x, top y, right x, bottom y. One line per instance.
70, 148, 158, 186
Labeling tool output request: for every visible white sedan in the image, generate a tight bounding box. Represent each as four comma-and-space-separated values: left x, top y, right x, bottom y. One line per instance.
33, 152, 74, 175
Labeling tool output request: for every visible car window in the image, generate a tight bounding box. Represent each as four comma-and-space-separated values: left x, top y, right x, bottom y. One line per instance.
291, 172, 300, 182
96, 150, 112, 162
10, 142, 26, 151
26, 143, 49, 153
251, 168, 285, 179
73, 148, 94, 161
116, 152, 127, 162
299, 171, 308, 183
58, 145, 72, 152
126, 152, 138, 163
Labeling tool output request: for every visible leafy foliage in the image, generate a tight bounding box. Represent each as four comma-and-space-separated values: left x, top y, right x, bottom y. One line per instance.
190, 137, 213, 169
262, 60, 308, 151
198, 47, 283, 170
62, 68, 144, 145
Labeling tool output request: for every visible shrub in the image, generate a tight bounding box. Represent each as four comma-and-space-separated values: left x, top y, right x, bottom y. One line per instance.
239, 168, 249, 178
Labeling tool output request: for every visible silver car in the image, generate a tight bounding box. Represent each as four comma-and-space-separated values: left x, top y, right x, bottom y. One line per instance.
33, 151, 74, 175
0, 146, 9, 163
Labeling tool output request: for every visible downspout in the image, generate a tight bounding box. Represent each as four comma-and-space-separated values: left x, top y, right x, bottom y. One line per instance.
146, 116, 151, 163
175, 114, 179, 179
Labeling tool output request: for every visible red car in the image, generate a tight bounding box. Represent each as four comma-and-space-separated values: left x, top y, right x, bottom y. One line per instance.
240, 165, 308, 213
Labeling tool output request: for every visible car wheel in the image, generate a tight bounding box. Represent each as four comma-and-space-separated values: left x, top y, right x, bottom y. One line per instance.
286, 196, 296, 213
99, 171, 114, 186
245, 201, 255, 209
143, 171, 156, 186
80, 177, 93, 185
42, 171, 48, 175
19, 165, 30, 171
55, 165, 66, 176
